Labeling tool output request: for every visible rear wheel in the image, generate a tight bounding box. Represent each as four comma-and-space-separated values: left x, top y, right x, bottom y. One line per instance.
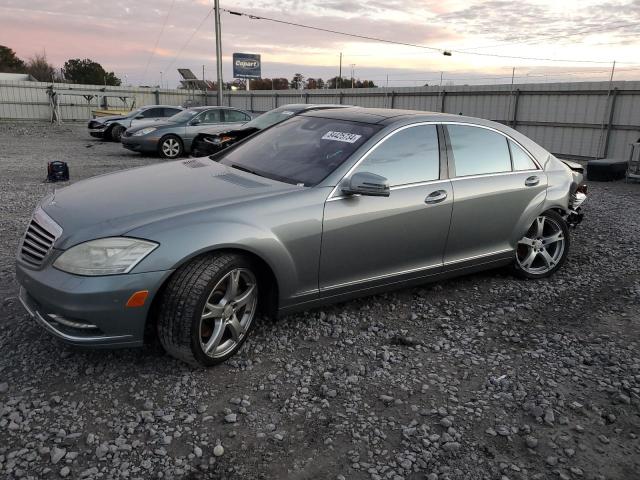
111, 125, 125, 142
158, 135, 183, 159
157, 253, 259, 366
514, 210, 569, 279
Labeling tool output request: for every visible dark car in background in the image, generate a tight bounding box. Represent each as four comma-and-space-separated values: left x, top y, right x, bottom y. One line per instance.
121, 106, 251, 158
88, 105, 184, 142
191, 104, 346, 157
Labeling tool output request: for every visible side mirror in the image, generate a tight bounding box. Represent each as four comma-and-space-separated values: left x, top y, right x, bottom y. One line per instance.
190, 118, 201, 126
342, 172, 390, 197
135, 114, 145, 119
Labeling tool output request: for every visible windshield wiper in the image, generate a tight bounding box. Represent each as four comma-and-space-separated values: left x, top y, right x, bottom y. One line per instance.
230, 163, 264, 177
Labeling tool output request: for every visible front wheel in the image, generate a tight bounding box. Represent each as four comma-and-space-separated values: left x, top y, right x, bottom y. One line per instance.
158, 135, 183, 159
157, 253, 259, 366
110, 125, 125, 142
514, 210, 570, 279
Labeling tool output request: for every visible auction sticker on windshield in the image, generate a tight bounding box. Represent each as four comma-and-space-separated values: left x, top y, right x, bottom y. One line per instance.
321, 131, 362, 143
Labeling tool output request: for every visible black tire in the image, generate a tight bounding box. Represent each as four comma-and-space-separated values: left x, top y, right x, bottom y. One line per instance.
157, 253, 259, 366
111, 124, 125, 142
513, 209, 570, 279
158, 135, 184, 159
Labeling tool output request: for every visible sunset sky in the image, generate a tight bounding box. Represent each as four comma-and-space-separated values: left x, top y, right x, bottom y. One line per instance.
1, 0, 639, 87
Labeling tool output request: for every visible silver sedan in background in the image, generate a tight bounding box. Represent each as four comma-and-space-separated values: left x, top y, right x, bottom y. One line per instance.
16, 107, 586, 366
121, 106, 252, 158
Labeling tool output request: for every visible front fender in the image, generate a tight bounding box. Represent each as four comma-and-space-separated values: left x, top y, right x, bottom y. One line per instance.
125, 188, 329, 304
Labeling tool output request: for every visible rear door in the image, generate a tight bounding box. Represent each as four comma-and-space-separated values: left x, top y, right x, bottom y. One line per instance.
163, 107, 182, 118
443, 124, 547, 266
223, 109, 251, 126
319, 124, 453, 294
184, 109, 224, 144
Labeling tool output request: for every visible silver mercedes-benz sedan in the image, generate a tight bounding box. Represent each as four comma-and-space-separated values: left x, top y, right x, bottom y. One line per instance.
16, 107, 586, 366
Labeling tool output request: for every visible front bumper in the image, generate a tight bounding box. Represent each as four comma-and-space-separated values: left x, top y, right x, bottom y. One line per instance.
16, 262, 172, 347
89, 128, 106, 138
121, 135, 159, 153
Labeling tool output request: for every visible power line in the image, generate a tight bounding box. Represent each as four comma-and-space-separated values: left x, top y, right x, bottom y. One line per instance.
162, 5, 215, 77
222, 7, 640, 65
141, 0, 176, 84
458, 20, 639, 52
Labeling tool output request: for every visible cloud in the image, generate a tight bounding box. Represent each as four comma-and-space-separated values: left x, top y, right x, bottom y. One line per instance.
1, 0, 639, 87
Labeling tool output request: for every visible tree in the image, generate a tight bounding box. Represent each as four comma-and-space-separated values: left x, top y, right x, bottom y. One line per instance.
271, 78, 289, 90
289, 73, 304, 90
0, 45, 26, 73
62, 58, 121, 86
327, 76, 348, 89
327, 76, 376, 88
26, 51, 57, 82
305, 78, 325, 90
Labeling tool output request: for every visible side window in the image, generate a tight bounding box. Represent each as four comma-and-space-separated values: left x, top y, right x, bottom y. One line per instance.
354, 125, 440, 186
201, 109, 222, 123
509, 140, 538, 171
448, 125, 512, 177
142, 108, 163, 118
164, 108, 182, 117
225, 110, 249, 123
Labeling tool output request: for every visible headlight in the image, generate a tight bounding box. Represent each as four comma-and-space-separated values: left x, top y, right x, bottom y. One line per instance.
54, 237, 158, 276
133, 127, 157, 136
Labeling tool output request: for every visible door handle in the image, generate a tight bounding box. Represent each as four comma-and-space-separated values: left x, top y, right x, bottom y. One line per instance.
425, 190, 448, 204
525, 176, 540, 187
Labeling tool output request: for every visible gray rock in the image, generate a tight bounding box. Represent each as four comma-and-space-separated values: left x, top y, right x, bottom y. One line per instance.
50, 447, 66, 465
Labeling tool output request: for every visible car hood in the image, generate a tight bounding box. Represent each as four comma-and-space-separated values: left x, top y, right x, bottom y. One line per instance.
42, 159, 299, 249
93, 114, 129, 124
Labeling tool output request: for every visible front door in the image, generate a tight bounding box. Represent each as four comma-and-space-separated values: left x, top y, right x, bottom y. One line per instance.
319, 124, 453, 294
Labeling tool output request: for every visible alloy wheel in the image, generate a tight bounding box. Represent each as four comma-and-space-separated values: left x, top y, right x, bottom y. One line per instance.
162, 138, 180, 158
516, 215, 566, 275
199, 268, 258, 359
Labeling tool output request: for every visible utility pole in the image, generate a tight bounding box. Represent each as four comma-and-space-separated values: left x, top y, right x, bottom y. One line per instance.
160, 71, 163, 89
214, 0, 223, 106
440, 71, 443, 87
350, 64, 355, 89
338, 52, 342, 89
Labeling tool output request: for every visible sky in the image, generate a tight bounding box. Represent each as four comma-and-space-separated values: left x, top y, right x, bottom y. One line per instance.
1, 0, 640, 88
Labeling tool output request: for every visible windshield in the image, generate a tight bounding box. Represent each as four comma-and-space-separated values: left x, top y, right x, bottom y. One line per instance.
243, 108, 302, 130
167, 109, 199, 123
218, 115, 381, 186
127, 108, 145, 118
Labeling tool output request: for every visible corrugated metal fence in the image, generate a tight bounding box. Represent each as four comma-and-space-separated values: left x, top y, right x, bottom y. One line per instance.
1, 79, 639, 160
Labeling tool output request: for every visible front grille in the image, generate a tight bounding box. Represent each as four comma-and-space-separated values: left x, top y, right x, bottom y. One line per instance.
20, 209, 62, 268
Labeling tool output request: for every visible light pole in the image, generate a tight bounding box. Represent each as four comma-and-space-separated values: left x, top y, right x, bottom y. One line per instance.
214, 0, 223, 106
350, 64, 355, 89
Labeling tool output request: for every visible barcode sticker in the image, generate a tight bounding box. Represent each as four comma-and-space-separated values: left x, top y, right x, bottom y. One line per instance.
321, 131, 362, 143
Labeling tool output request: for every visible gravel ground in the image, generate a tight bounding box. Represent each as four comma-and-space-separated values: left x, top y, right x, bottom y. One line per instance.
0, 122, 639, 480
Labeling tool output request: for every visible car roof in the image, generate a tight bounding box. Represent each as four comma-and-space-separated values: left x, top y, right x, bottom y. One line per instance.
140, 105, 183, 109
188, 106, 249, 112
301, 106, 510, 126
300, 106, 432, 124
277, 103, 350, 112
